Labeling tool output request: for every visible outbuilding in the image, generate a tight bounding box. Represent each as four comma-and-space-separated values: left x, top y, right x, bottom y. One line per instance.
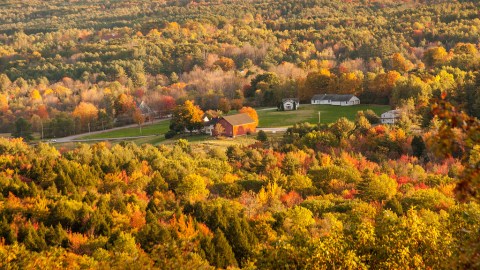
280, 98, 300, 111
214, 113, 256, 137
381, 109, 401, 124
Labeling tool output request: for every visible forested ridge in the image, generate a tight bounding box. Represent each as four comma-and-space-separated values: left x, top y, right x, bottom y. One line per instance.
1, 1, 480, 269
1, 0, 480, 135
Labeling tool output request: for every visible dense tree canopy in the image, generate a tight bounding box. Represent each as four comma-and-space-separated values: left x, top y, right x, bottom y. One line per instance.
0, 0, 480, 136
1, 0, 480, 268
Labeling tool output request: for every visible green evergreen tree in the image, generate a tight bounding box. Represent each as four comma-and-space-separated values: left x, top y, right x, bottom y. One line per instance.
46, 224, 69, 247
212, 228, 238, 268
12, 117, 33, 141
226, 216, 257, 266
411, 135, 426, 158
0, 217, 16, 244
256, 130, 268, 142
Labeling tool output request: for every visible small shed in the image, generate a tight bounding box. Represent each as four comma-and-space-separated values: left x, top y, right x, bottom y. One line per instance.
281, 98, 300, 111
214, 113, 256, 137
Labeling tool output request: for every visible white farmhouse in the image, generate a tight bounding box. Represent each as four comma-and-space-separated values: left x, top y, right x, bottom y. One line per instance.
381, 110, 401, 124
311, 94, 360, 106
185, 115, 216, 134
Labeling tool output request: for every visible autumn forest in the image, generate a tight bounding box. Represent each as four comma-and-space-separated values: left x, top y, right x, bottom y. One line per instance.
1, 0, 480, 269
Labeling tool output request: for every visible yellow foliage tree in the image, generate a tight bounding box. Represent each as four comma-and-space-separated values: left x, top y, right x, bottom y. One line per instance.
30, 89, 42, 102
72, 102, 98, 133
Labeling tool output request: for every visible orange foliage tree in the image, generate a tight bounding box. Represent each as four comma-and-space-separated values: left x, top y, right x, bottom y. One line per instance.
132, 108, 145, 134
239, 106, 259, 127
171, 100, 205, 133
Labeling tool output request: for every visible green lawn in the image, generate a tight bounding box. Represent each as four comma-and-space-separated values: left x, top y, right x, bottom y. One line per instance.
257, 104, 390, 127
80, 121, 170, 139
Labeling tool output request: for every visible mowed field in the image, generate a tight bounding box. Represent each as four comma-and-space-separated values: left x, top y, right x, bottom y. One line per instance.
257, 104, 391, 127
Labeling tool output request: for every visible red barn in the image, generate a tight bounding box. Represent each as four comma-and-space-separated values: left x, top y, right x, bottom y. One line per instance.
214, 113, 256, 137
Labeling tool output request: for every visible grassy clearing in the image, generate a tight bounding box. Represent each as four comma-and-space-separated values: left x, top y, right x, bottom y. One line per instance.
53, 133, 261, 151
80, 121, 170, 139
155, 134, 257, 147
257, 104, 390, 127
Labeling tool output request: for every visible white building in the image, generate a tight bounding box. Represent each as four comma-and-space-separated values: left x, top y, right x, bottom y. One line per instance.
185, 115, 216, 134
311, 94, 360, 106
381, 110, 401, 124
281, 98, 300, 110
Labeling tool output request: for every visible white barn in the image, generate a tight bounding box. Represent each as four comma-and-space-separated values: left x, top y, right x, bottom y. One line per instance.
381, 110, 401, 124
311, 94, 360, 106
281, 98, 300, 110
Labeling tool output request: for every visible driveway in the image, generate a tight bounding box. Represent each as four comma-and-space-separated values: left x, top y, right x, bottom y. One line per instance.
257, 127, 288, 133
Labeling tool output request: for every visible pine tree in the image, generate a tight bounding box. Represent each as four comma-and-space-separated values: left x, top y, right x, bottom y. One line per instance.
0, 217, 15, 244
201, 236, 215, 265
46, 224, 69, 247
411, 135, 426, 158
226, 215, 257, 266
213, 229, 238, 268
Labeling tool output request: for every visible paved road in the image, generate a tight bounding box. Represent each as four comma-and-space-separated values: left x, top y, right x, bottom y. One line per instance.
257, 127, 288, 133
53, 118, 170, 143
257, 107, 277, 111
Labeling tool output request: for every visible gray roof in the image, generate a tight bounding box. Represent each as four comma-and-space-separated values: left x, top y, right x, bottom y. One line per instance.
381, 110, 401, 117
222, 113, 255, 126
139, 101, 154, 114
282, 98, 299, 103
311, 94, 357, 102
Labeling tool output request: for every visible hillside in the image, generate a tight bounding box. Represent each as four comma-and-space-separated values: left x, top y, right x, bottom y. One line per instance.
0, 0, 479, 136
1, 1, 480, 269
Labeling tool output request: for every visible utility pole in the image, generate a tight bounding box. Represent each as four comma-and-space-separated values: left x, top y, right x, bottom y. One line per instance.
318, 111, 321, 123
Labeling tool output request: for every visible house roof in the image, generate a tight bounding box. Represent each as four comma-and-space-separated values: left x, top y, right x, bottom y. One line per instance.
282, 98, 299, 103
221, 113, 255, 126
381, 110, 401, 117
311, 94, 357, 102
138, 101, 154, 115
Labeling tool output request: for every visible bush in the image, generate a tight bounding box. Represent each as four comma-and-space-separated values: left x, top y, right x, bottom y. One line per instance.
165, 130, 177, 139
256, 130, 268, 142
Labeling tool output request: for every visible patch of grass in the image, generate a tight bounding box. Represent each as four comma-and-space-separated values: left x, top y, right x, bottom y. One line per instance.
80, 121, 170, 139
130, 135, 167, 145
257, 104, 390, 127
158, 134, 259, 148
